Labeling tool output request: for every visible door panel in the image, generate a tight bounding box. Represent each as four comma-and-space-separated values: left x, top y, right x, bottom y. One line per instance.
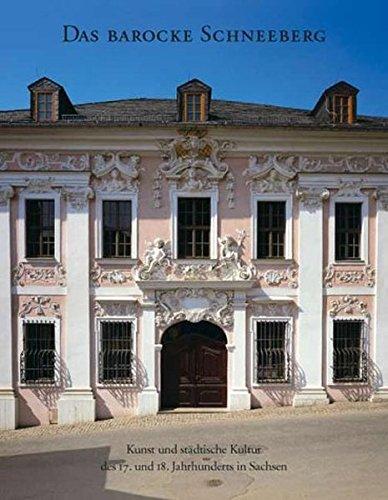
161, 322, 227, 408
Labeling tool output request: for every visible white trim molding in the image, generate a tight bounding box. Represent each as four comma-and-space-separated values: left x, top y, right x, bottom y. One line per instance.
95, 191, 138, 260
251, 192, 293, 260
18, 187, 61, 262
170, 187, 218, 260
328, 180, 369, 264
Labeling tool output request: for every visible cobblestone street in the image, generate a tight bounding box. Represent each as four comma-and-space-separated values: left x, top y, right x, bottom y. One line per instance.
1, 402, 388, 499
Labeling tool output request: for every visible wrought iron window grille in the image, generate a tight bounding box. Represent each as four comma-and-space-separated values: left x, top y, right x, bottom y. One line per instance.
333, 320, 368, 383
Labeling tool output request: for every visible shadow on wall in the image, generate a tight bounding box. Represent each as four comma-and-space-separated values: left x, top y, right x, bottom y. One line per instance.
251, 360, 306, 408
96, 355, 148, 420
0, 446, 154, 499
327, 356, 383, 402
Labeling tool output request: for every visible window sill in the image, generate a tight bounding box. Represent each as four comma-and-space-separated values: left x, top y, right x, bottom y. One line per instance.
251, 382, 292, 388
328, 381, 368, 387
252, 259, 294, 266
96, 258, 138, 266
95, 383, 137, 389
173, 259, 217, 265
21, 258, 59, 266
332, 260, 365, 266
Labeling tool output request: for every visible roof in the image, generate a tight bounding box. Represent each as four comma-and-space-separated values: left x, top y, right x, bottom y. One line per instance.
0, 96, 387, 130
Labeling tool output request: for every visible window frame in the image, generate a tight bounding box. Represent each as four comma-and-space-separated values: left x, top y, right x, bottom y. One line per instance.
250, 315, 293, 388
251, 193, 293, 261
18, 191, 61, 262
183, 92, 204, 122
35, 92, 54, 122
95, 312, 137, 387
328, 94, 350, 124
171, 189, 218, 260
327, 316, 369, 385
95, 192, 138, 261
329, 193, 369, 264
18, 317, 60, 387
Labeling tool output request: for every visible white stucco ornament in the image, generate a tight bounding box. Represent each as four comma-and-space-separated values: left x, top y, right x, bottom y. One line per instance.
214, 229, 255, 280
155, 288, 234, 328
135, 238, 172, 280
90, 152, 140, 192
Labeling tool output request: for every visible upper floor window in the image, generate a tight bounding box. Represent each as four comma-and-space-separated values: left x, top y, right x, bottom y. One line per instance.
103, 200, 132, 258
37, 92, 53, 121
335, 202, 362, 261
333, 320, 367, 383
20, 322, 56, 384
254, 320, 290, 384
184, 93, 203, 121
328, 95, 349, 124
26, 199, 55, 258
257, 201, 286, 259
99, 321, 134, 384
178, 197, 210, 259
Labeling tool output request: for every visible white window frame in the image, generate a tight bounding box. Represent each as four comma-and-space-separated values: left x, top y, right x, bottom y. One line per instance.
95, 192, 138, 260
329, 194, 369, 264
95, 314, 137, 387
251, 193, 293, 260
170, 188, 218, 260
18, 191, 61, 262
250, 316, 293, 387
18, 317, 61, 387
327, 316, 369, 385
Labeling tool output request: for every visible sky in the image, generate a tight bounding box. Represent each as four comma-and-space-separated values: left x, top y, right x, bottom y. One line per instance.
0, 0, 387, 116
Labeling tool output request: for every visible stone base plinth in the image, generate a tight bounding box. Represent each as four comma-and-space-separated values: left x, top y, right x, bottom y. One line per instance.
0, 390, 17, 430
372, 387, 388, 402
138, 388, 159, 416
58, 389, 95, 425
294, 388, 330, 406
229, 389, 251, 411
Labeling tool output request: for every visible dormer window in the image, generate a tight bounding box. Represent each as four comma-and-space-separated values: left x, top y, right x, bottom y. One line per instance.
37, 93, 53, 121
177, 79, 212, 122
328, 95, 350, 124
312, 81, 359, 125
185, 93, 203, 121
28, 77, 77, 123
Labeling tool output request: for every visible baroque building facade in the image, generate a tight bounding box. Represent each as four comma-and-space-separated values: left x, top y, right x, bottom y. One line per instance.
0, 77, 388, 429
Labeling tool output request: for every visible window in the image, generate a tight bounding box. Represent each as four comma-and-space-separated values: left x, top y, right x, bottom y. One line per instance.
37, 93, 53, 121
103, 201, 132, 258
26, 199, 55, 258
185, 93, 202, 121
257, 201, 286, 259
99, 321, 133, 383
333, 320, 367, 382
177, 197, 211, 259
20, 323, 56, 384
328, 95, 349, 124
335, 203, 362, 261
254, 321, 290, 384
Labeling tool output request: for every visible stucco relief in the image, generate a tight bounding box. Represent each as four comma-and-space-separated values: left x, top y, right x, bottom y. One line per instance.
0, 151, 88, 171
0, 185, 14, 205
244, 155, 297, 193
12, 262, 66, 287
22, 178, 57, 194
323, 264, 375, 288
155, 288, 234, 329
94, 301, 138, 317
90, 262, 134, 287
62, 186, 94, 210
256, 267, 298, 288
90, 152, 140, 192
19, 296, 61, 318
374, 189, 388, 210
153, 133, 235, 207
329, 295, 370, 318
135, 231, 254, 282
249, 301, 296, 317
296, 186, 330, 211
335, 179, 366, 197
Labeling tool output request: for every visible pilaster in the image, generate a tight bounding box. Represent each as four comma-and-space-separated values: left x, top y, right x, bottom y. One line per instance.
138, 290, 159, 415
0, 186, 17, 429
294, 187, 330, 405
373, 189, 388, 400
228, 291, 251, 410
58, 186, 95, 424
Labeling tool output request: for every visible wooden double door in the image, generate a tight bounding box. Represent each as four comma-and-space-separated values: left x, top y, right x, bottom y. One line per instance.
161, 321, 227, 408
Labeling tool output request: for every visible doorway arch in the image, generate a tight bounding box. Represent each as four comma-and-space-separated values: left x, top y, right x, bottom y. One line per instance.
161, 321, 227, 409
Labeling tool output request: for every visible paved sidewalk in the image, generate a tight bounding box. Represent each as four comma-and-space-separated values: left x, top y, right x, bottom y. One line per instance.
1, 400, 388, 442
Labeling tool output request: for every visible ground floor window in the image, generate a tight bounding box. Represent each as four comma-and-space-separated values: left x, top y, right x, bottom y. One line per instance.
254, 320, 290, 384
20, 322, 56, 384
333, 320, 367, 382
99, 321, 134, 384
